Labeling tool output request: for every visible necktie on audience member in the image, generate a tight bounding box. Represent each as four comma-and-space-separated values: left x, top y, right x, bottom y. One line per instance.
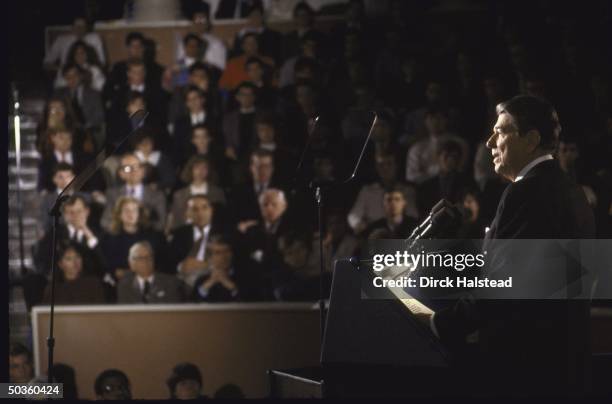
142, 280, 151, 303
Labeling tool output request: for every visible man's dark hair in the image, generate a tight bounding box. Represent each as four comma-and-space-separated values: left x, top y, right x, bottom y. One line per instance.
189, 61, 210, 75
236, 81, 257, 94
383, 185, 406, 197
496, 95, 561, 152
53, 162, 74, 176
185, 85, 206, 101
251, 148, 274, 161
125, 32, 145, 46
61, 62, 85, 77
9, 341, 32, 362
127, 90, 146, 106
167, 362, 202, 397
187, 193, 212, 206
183, 33, 204, 47
63, 194, 89, 209
94, 369, 130, 396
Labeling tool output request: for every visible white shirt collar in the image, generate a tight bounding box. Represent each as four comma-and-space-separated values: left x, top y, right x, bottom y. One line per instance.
136, 274, 155, 291
54, 150, 73, 164
259, 142, 276, 151
135, 150, 161, 166
191, 111, 206, 125
125, 183, 144, 200
130, 83, 145, 92
190, 183, 208, 195
193, 223, 211, 240
514, 154, 554, 182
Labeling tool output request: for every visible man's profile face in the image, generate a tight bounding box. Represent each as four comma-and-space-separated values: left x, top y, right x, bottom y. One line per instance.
487, 112, 532, 181
260, 193, 286, 223
383, 192, 406, 217
129, 245, 155, 277
188, 198, 213, 228
9, 354, 33, 383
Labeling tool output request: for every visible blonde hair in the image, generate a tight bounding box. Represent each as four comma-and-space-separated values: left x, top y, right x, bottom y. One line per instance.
110, 196, 150, 234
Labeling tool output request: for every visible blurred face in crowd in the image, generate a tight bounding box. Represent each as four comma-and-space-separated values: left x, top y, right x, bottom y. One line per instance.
136, 136, 154, 156
129, 244, 155, 277
59, 247, 83, 281
425, 82, 442, 104
236, 86, 256, 109
282, 240, 310, 270
184, 37, 202, 59
48, 100, 66, 124
127, 64, 146, 86
463, 193, 480, 222
127, 96, 146, 116
186, 89, 205, 113
127, 39, 145, 60
72, 18, 87, 38
250, 154, 274, 183
189, 68, 209, 90
371, 120, 392, 143
191, 161, 209, 183
247, 8, 264, 28
484, 77, 503, 101
296, 85, 315, 110
193, 11, 210, 33
294, 7, 313, 28
74, 45, 88, 65
191, 127, 211, 152
188, 197, 213, 228
314, 157, 334, 179
557, 140, 579, 170
242, 35, 259, 56
53, 169, 75, 191
487, 112, 538, 181
63, 67, 82, 90
63, 198, 90, 229
425, 112, 447, 136
302, 39, 317, 58
9, 354, 33, 383
375, 155, 396, 183
209, 242, 233, 272
51, 130, 72, 152
119, 155, 145, 185
256, 123, 275, 144
175, 379, 201, 400
438, 149, 461, 174
246, 61, 264, 84
383, 191, 406, 218
260, 191, 287, 223
98, 376, 132, 400
120, 201, 140, 229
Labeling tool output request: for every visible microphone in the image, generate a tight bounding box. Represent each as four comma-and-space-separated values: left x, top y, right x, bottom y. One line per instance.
407, 199, 450, 241
408, 203, 465, 249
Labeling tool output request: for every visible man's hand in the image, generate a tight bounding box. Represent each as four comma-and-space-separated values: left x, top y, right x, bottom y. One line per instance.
114, 268, 129, 280
180, 257, 208, 274
237, 220, 258, 234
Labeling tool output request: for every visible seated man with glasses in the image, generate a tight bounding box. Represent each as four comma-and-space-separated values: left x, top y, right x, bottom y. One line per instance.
100, 153, 167, 232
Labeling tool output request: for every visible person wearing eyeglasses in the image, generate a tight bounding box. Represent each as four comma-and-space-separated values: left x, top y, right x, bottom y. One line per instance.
100, 153, 167, 232
117, 241, 185, 304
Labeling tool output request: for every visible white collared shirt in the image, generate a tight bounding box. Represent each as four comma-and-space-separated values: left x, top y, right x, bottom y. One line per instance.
259, 142, 276, 152
190, 111, 206, 126
54, 150, 74, 165
136, 274, 155, 293
130, 84, 145, 92
514, 154, 554, 182
190, 183, 208, 195
135, 150, 161, 166
193, 224, 212, 261
67, 224, 98, 248
125, 183, 144, 200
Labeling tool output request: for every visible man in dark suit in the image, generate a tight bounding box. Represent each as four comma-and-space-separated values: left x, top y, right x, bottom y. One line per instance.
117, 241, 185, 303
363, 187, 418, 239
416, 95, 596, 396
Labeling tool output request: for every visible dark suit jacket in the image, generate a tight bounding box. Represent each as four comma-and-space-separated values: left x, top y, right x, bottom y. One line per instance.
167, 224, 226, 273
228, 179, 284, 223
117, 272, 185, 303
53, 86, 105, 129
38, 149, 104, 192
433, 159, 596, 395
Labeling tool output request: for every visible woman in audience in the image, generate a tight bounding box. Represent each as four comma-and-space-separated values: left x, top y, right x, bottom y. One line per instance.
168, 155, 226, 232
36, 96, 85, 154
131, 131, 176, 195
100, 196, 168, 285
42, 242, 106, 305
55, 40, 106, 91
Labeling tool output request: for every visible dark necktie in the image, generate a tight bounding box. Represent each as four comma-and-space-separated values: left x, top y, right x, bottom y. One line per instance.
188, 229, 205, 258
71, 91, 85, 123
142, 280, 151, 303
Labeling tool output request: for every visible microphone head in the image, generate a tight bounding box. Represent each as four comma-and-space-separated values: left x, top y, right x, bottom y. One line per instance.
429, 199, 448, 215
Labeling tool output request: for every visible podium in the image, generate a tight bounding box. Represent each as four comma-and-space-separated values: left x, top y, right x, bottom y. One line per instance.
318, 260, 460, 398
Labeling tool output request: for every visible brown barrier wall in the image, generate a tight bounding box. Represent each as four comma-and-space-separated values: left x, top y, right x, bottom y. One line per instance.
32, 303, 320, 399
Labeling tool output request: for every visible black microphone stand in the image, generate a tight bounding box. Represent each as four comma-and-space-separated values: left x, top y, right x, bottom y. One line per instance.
45, 110, 148, 383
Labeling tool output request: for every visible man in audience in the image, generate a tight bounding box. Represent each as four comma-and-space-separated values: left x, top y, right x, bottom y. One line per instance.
281, 1, 326, 61
363, 187, 419, 239
9, 342, 35, 384
94, 369, 132, 400
167, 363, 207, 399
177, 7, 227, 71
231, 4, 282, 64
168, 195, 222, 289
223, 82, 258, 161
101, 153, 167, 232
173, 85, 213, 159
168, 62, 214, 125
117, 241, 185, 303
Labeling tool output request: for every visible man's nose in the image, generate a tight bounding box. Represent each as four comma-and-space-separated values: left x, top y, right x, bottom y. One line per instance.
486, 133, 497, 149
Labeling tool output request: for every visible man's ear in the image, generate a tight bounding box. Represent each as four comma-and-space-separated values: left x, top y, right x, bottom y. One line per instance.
525, 129, 541, 153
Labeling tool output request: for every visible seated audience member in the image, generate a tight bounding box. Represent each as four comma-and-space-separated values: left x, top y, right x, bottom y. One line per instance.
173, 85, 214, 160
38, 127, 102, 193
51, 364, 78, 399
168, 62, 221, 128
94, 369, 132, 400
239, 189, 292, 275
36, 96, 86, 155
281, 1, 326, 62
363, 187, 419, 239
163, 33, 207, 90
101, 153, 167, 232
348, 153, 418, 235
219, 33, 274, 92
223, 82, 259, 162
167, 363, 208, 399
101, 196, 168, 288
456, 186, 488, 239
178, 124, 228, 178
176, 7, 226, 71
192, 235, 256, 302
252, 111, 297, 180
168, 195, 222, 288
322, 212, 359, 272
272, 232, 331, 301
117, 241, 185, 303
9, 342, 35, 384
53, 62, 105, 134
44, 16, 106, 72
231, 149, 282, 226
245, 57, 277, 109
417, 139, 475, 216
41, 243, 106, 305
105, 32, 164, 100
34, 195, 105, 279
168, 156, 226, 232
55, 40, 106, 91
230, 4, 282, 64
131, 131, 176, 194
405, 108, 469, 184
